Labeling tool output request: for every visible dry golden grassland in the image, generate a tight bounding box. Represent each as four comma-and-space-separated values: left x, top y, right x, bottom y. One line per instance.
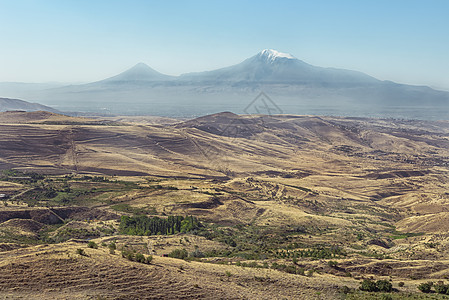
1, 111, 449, 299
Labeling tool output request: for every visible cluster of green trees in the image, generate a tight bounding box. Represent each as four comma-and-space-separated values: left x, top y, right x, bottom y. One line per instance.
271, 262, 310, 275
111, 203, 156, 215
168, 248, 188, 259
90, 176, 110, 182
149, 184, 178, 190
359, 279, 392, 292
275, 246, 346, 259
119, 215, 201, 236
0, 169, 44, 183
121, 248, 153, 264
418, 281, 449, 294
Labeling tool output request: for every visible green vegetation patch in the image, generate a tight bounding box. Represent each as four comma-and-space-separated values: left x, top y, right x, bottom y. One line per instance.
111, 203, 156, 215
389, 230, 424, 240
119, 215, 201, 236
274, 245, 346, 259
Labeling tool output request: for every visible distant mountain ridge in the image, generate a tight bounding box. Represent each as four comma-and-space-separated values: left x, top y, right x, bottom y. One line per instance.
0, 49, 448, 119
179, 49, 379, 85
88, 49, 380, 85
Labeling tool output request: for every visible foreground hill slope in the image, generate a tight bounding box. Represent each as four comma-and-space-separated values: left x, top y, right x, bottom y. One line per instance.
0, 241, 356, 299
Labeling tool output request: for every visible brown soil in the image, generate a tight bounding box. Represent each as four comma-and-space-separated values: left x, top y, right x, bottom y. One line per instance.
0, 218, 44, 232
0, 242, 354, 299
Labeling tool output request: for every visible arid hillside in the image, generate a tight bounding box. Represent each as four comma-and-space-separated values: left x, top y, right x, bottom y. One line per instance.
1, 111, 449, 299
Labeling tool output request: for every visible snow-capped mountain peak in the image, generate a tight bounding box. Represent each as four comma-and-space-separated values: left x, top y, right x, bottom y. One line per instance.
258, 49, 296, 63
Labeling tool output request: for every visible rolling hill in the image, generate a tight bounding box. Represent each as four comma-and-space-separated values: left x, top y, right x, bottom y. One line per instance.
0, 97, 59, 113
1, 111, 449, 298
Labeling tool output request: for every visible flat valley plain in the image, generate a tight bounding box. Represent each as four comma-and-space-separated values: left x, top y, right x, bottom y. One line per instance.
1, 110, 449, 299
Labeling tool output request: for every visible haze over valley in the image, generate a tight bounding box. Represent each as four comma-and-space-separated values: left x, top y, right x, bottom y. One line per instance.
2, 49, 449, 120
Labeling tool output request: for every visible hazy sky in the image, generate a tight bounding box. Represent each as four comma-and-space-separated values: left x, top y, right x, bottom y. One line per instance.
1, 0, 448, 90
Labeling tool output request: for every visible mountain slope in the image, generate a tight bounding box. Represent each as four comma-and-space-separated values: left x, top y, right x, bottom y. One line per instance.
180, 49, 379, 85
1, 49, 448, 119
98, 63, 175, 83
0, 97, 59, 113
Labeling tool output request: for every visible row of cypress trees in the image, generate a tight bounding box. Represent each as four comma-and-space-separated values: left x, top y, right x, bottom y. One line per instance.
119, 215, 201, 236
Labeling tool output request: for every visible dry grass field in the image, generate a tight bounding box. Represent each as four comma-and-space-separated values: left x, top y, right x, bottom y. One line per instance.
1, 111, 449, 299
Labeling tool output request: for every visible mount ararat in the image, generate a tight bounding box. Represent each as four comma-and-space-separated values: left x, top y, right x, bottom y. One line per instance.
1, 49, 448, 119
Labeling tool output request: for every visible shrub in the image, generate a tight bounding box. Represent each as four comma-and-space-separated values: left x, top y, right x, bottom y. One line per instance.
189, 248, 204, 258
285, 265, 297, 274
122, 249, 135, 261
121, 249, 152, 264
225, 271, 232, 277
248, 261, 260, 268
376, 280, 392, 292
108, 241, 117, 250
434, 282, 448, 294
359, 279, 392, 292
76, 248, 86, 256
339, 286, 352, 294
417, 281, 433, 293
135, 253, 146, 263
145, 255, 153, 264
398, 282, 404, 287
87, 241, 98, 249
168, 248, 188, 259
360, 279, 377, 292
328, 260, 338, 268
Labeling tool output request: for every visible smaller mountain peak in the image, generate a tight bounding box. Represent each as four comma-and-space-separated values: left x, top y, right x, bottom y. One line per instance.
258, 49, 295, 63
130, 62, 152, 70
101, 62, 173, 82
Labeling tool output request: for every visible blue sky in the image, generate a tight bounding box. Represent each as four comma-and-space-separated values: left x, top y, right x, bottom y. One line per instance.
1, 0, 448, 89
